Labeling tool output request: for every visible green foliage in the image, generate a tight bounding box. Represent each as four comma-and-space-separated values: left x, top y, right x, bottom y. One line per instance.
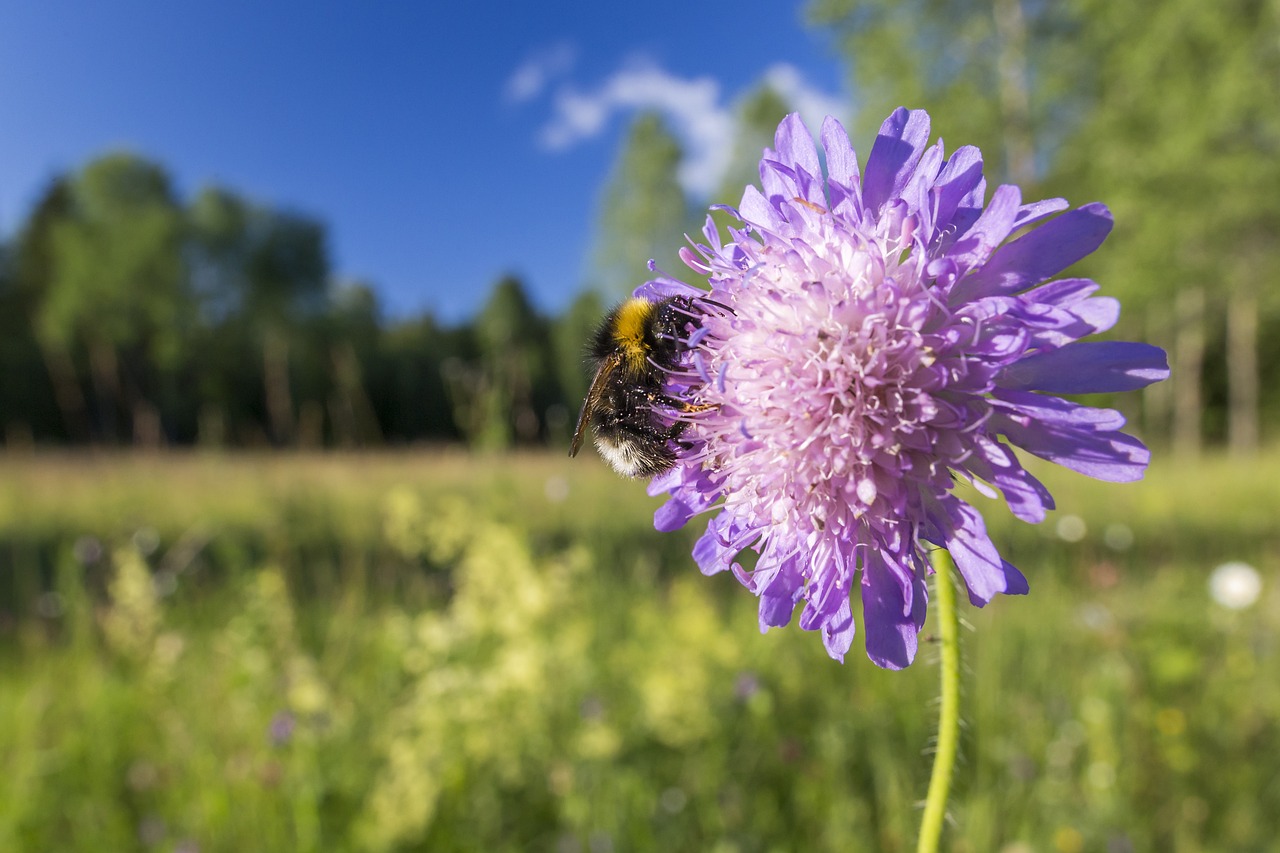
42, 153, 188, 361
809, 0, 1280, 445
2, 161, 579, 449
808, 0, 1084, 186
1047, 0, 1280, 309
442, 276, 561, 450
589, 111, 691, 297
552, 288, 605, 413
0, 451, 1278, 850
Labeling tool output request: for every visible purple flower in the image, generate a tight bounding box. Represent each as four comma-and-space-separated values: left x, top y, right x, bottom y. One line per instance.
268, 710, 296, 746
646, 110, 1168, 668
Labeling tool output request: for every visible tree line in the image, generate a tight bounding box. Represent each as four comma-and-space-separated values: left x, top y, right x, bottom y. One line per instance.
2, 0, 1276, 452
0, 153, 608, 449
809, 0, 1280, 454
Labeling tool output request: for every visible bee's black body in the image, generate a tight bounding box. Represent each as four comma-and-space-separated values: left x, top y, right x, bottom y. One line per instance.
570, 295, 697, 477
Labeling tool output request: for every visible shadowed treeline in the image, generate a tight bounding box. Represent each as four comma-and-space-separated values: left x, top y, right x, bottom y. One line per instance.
0, 156, 602, 450
2, 0, 1276, 455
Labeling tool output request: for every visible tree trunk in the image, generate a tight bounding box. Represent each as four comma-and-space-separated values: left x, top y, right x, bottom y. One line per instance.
88, 339, 123, 444
1171, 286, 1204, 457
1226, 283, 1259, 455
1141, 306, 1173, 442
38, 340, 91, 443
330, 343, 382, 448
132, 400, 164, 448
263, 329, 294, 445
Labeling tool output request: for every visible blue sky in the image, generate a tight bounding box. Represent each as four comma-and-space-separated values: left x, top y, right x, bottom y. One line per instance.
0, 2, 851, 322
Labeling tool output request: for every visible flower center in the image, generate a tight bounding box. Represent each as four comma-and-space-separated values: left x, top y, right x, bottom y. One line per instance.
692, 242, 944, 535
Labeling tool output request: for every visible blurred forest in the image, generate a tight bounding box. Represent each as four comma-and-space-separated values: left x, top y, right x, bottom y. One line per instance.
1, 0, 1275, 454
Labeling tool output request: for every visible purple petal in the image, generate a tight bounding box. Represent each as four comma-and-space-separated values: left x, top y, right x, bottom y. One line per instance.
945, 184, 1022, 284
775, 114, 820, 183
963, 433, 1057, 523
901, 139, 946, 229
774, 114, 825, 207
633, 278, 706, 301
798, 564, 842, 632
821, 596, 856, 662
861, 549, 924, 669
930, 498, 1018, 606
1012, 198, 1069, 229
991, 388, 1128, 430
1000, 341, 1170, 393
737, 184, 786, 234
646, 466, 682, 496
1022, 277, 1099, 306
1057, 297, 1120, 339
691, 527, 731, 576
821, 116, 861, 216
758, 593, 799, 630
1013, 297, 1121, 349
759, 155, 793, 207
862, 108, 931, 214
999, 560, 1029, 595
929, 145, 984, 241
755, 550, 804, 629
692, 512, 756, 576
654, 495, 698, 532
990, 390, 1151, 479
990, 465, 1056, 524
994, 416, 1152, 482
959, 204, 1114, 299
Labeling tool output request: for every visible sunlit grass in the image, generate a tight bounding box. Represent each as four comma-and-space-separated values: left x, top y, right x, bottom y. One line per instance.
0, 447, 1275, 851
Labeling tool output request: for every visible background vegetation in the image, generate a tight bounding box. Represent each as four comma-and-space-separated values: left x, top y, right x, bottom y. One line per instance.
1, 1, 1277, 850
1, 450, 1277, 852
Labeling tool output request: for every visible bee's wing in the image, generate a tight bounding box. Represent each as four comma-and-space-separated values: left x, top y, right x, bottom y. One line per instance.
570, 355, 620, 457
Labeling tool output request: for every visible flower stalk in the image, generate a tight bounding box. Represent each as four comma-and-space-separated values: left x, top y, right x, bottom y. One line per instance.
918, 547, 960, 853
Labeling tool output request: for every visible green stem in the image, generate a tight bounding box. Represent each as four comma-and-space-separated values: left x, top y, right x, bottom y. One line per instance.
917, 547, 961, 853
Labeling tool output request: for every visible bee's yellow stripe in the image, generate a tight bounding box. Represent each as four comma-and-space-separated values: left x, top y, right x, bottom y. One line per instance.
614, 298, 654, 371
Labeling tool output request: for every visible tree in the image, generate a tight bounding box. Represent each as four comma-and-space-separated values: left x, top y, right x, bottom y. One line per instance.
9, 177, 90, 442
808, 0, 1084, 187
37, 154, 188, 444
1048, 0, 1280, 454
703, 84, 798, 243
588, 112, 691, 298
812, 0, 1280, 452
382, 314, 469, 443
465, 275, 552, 450
188, 187, 330, 445
552, 289, 605, 414
0, 240, 55, 445
323, 282, 384, 447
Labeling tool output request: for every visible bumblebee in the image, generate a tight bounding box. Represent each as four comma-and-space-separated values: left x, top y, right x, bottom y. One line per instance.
569, 295, 699, 477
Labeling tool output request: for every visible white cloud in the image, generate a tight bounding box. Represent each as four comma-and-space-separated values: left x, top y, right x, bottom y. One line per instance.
761, 63, 849, 131
529, 57, 847, 198
504, 42, 576, 104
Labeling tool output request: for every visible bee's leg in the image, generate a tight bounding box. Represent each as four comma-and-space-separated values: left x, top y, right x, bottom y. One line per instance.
647, 390, 715, 415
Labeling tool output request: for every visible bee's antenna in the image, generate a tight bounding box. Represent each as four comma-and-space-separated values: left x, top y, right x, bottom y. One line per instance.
694, 296, 732, 313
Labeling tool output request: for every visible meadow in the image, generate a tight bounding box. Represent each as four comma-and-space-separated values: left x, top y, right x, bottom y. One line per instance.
0, 448, 1276, 852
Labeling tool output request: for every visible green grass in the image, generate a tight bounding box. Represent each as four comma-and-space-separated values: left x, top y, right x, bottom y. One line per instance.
0, 448, 1276, 852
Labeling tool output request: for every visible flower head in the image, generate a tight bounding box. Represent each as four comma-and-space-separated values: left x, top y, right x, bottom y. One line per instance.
644, 109, 1168, 668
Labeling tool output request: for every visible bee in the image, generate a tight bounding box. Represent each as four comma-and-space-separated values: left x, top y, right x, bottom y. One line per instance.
569, 295, 701, 477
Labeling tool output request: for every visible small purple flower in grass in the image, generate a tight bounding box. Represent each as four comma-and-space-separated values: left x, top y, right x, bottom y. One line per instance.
644, 109, 1168, 668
